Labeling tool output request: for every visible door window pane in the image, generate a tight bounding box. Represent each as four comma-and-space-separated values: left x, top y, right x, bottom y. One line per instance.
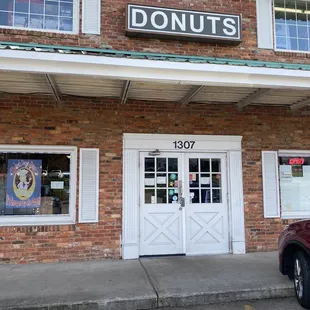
212, 174, 221, 187
200, 159, 210, 172
168, 173, 178, 187
157, 158, 166, 172
144, 156, 179, 204
168, 158, 178, 172
201, 174, 210, 188
189, 173, 199, 187
189, 157, 223, 204
156, 173, 166, 187
189, 158, 199, 172
212, 189, 222, 203
145, 173, 155, 187
157, 189, 167, 203
145, 189, 155, 204
211, 159, 221, 172
190, 189, 200, 204
145, 158, 155, 172
201, 189, 211, 203
168, 189, 178, 203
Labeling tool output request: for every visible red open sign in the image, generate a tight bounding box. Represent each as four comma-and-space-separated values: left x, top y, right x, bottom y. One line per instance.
289, 158, 305, 165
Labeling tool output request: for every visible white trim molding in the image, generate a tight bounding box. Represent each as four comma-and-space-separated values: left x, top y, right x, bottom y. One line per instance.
229, 150, 246, 254
122, 133, 245, 259
0, 145, 77, 227
124, 133, 242, 151
1, 49, 310, 89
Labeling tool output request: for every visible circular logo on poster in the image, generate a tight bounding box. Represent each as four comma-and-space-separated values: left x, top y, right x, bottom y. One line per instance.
13, 168, 35, 200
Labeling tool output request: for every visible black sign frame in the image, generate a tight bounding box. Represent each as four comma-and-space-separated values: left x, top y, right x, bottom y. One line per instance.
126, 4, 242, 45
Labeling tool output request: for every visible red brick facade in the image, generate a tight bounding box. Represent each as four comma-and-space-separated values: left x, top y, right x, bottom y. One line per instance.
0, 95, 307, 263
0, 0, 309, 263
0, 0, 309, 63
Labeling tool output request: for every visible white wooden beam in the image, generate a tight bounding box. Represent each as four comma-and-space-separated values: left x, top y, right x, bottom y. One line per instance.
45, 74, 61, 101
290, 97, 310, 111
120, 80, 132, 104
236, 88, 273, 110
180, 85, 205, 106
2, 50, 310, 89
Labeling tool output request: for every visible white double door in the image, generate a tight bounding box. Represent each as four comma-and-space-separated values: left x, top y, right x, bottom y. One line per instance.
140, 152, 229, 256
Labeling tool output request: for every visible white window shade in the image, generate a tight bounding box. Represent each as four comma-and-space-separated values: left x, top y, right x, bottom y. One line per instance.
262, 151, 280, 218
256, 0, 274, 49
82, 0, 101, 34
79, 148, 99, 223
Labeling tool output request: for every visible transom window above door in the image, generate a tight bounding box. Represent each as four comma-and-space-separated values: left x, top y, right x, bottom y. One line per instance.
274, 0, 310, 52
0, 0, 78, 33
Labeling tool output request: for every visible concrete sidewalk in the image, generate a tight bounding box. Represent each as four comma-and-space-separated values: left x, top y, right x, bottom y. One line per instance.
0, 252, 294, 310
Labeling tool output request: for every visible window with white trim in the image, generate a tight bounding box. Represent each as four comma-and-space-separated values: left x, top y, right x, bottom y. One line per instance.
0, 145, 77, 226
279, 153, 310, 218
274, 0, 310, 52
0, 0, 77, 33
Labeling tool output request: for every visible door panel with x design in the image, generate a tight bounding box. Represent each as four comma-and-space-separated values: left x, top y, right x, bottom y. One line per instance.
140, 153, 184, 256
185, 153, 229, 255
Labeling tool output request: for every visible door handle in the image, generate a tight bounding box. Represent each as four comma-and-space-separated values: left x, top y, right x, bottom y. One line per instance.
180, 197, 185, 208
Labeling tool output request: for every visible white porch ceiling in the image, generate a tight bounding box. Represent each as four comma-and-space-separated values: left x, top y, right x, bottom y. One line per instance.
1, 71, 310, 110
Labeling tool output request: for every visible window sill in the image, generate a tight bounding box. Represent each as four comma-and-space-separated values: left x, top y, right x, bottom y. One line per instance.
275, 48, 310, 55
0, 26, 78, 35
0, 215, 75, 227
282, 212, 310, 220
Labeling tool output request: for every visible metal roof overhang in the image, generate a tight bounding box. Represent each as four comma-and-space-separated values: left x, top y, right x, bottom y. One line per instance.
0, 42, 310, 110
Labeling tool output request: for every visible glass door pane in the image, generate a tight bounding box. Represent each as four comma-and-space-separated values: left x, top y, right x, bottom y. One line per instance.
188, 157, 222, 204
144, 157, 179, 204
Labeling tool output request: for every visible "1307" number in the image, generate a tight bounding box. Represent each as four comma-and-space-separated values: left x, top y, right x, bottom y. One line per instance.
173, 141, 196, 149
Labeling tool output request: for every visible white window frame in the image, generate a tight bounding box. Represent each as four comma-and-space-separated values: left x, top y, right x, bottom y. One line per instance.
0, 145, 77, 226
279, 149, 310, 219
0, 0, 79, 34
273, 0, 310, 54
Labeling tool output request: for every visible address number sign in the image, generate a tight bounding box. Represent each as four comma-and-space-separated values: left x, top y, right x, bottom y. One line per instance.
173, 141, 196, 149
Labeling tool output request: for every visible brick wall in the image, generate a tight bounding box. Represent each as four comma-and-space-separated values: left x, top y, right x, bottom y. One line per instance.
0, 94, 308, 263
0, 0, 309, 64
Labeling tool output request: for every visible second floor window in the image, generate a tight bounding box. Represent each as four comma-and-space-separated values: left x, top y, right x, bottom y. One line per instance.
0, 0, 77, 33
274, 0, 310, 52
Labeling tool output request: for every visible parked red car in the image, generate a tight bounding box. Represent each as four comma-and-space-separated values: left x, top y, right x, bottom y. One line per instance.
279, 220, 310, 309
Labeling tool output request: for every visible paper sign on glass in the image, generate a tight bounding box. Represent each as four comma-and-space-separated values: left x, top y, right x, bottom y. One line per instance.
189, 173, 197, 181
157, 177, 166, 184
51, 181, 64, 190
145, 178, 155, 186
280, 171, 292, 179
6, 159, 42, 209
201, 177, 210, 185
